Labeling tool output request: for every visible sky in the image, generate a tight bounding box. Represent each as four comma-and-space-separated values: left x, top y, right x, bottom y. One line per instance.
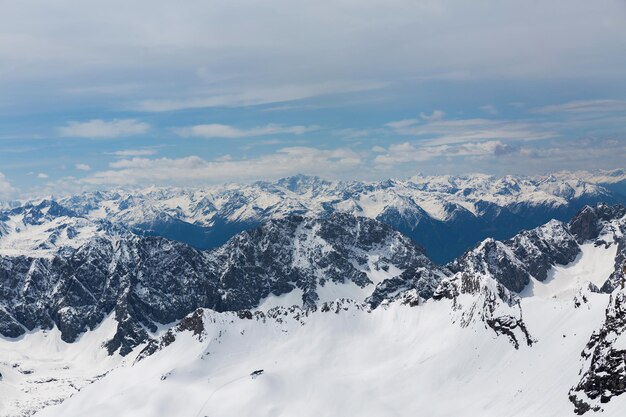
1, 0, 626, 198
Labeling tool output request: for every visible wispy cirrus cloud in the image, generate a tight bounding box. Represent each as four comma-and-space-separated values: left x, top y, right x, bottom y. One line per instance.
175, 123, 318, 139
532, 99, 626, 114
374, 140, 516, 166
385, 112, 557, 145
133, 81, 386, 112
108, 149, 158, 157
58, 119, 150, 138
480, 105, 498, 115
331, 128, 371, 140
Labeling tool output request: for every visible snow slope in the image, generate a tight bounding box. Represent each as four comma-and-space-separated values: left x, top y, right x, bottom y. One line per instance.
32, 294, 625, 417
0, 315, 127, 417
23, 229, 626, 417
521, 240, 618, 299
2, 203, 626, 416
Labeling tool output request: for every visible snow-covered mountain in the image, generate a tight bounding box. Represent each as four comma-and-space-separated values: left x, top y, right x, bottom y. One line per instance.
0, 210, 446, 357
558, 169, 626, 196
19, 172, 620, 263
1, 203, 626, 416
2, 169, 626, 417
14, 200, 626, 417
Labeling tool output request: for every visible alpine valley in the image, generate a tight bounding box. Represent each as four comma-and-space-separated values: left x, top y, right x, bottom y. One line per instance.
1, 172, 626, 417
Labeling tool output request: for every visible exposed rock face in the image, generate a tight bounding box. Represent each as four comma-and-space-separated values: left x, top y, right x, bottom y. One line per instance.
5, 200, 626, 416
1, 201, 625, 364
441, 204, 626, 297
0, 212, 445, 355
431, 204, 626, 350
448, 219, 580, 293
570, 290, 626, 414
569, 204, 626, 244
434, 256, 535, 349
562, 204, 626, 413
2, 202, 624, 356
568, 204, 626, 293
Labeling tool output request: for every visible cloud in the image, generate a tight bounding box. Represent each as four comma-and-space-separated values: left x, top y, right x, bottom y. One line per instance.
59, 119, 150, 138
332, 128, 371, 140
480, 105, 498, 115
0, 172, 16, 197
3, 0, 625, 116
37, 173, 49, 179
532, 99, 626, 114
75, 163, 91, 171
81, 147, 363, 185
133, 81, 385, 112
385, 114, 556, 145
419, 110, 446, 122
175, 123, 318, 139
109, 149, 158, 157
374, 140, 516, 165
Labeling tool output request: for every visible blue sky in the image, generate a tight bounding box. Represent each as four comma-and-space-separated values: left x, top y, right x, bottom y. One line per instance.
1, 0, 626, 198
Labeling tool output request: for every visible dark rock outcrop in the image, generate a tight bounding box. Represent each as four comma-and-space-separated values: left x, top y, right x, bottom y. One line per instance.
570, 290, 626, 414
0, 213, 445, 355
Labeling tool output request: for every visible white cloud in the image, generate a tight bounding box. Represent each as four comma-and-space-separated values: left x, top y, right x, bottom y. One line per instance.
374, 140, 515, 166
81, 147, 363, 186
37, 173, 49, 179
59, 119, 150, 138
385, 114, 556, 145
2, 1, 625, 114
332, 128, 371, 139
109, 149, 158, 157
175, 123, 318, 139
419, 110, 445, 122
0, 172, 16, 197
480, 105, 498, 115
133, 81, 385, 112
75, 163, 91, 171
532, 99, 626, 114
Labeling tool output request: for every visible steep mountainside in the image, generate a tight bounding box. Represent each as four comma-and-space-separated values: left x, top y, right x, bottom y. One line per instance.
0, 210, 446, 356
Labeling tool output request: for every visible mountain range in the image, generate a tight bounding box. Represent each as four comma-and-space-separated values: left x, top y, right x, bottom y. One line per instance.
1, 172, 626, 416
5, 171, 625, 264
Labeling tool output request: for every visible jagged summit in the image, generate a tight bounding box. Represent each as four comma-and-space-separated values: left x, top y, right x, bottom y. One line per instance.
1, 202, 624, 357
0, 212, 446, 356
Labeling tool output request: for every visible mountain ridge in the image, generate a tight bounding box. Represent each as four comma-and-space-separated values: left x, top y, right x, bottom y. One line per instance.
1, 172, 620, 262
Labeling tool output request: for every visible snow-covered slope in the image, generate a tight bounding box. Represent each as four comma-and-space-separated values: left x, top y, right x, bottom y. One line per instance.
31, 291, 625, 417
0, 315, 125, 417
7, 172, 615, 263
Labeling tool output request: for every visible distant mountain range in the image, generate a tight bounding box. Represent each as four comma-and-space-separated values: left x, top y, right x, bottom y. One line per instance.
3, 171, 624, 264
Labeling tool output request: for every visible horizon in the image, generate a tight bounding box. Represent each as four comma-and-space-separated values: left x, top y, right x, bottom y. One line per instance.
2, 168, 625, 203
